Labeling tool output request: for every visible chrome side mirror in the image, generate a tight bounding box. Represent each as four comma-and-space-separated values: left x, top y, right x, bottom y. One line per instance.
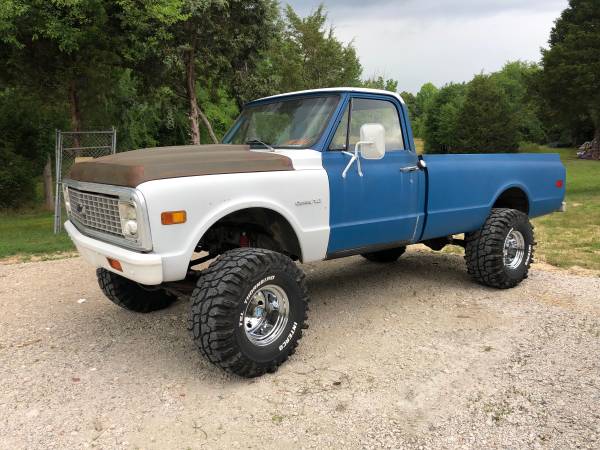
341, 123, 386, 178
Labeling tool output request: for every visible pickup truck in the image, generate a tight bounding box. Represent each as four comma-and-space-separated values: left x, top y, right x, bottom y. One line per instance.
63, 87, 566, 377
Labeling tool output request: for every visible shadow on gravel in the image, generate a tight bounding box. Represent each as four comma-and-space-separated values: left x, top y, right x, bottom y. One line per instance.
304, 252, 476, 307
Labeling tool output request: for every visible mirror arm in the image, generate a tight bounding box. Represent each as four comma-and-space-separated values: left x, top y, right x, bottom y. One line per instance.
342, 140, 371, 178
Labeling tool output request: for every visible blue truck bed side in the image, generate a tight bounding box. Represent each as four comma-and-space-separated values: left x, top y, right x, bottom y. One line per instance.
419, 153, 566, 240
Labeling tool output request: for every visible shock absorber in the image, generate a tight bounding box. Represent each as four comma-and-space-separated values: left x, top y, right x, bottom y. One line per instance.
239, 232, 250, 247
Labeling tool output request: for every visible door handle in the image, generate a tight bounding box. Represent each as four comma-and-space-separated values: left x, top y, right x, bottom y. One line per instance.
400, 165, 419, 173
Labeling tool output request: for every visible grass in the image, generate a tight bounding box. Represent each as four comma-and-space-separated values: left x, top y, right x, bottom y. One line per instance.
0, 210, 74, 260
525, 145, 600, 271
1, 144, 598, 271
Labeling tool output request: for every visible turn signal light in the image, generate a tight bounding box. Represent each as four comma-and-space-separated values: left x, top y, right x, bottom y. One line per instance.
161, 210, 187, 225
556, 180, 564, 188
107, 257, 123, 272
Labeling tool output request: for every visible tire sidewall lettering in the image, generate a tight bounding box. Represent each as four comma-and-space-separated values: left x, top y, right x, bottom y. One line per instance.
279, 321, 297, 351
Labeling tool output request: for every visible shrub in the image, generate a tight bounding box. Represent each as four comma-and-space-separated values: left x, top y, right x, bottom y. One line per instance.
0, 148, 35, 209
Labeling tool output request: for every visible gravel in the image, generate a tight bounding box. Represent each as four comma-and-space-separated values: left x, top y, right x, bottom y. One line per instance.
1, 249, 599, 449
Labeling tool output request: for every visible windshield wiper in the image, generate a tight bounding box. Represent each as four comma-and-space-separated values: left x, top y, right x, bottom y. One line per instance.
245, 139, 274, 152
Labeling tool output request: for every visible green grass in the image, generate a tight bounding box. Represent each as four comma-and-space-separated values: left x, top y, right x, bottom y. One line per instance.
0, 210, 74, 260
525, 145, 600, 271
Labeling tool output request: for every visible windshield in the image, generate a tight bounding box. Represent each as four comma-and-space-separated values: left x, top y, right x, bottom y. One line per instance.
224, 95, 340, 148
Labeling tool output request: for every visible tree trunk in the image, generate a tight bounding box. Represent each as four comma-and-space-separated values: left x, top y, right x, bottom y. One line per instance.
184, 48, 201, 145
184, 46, 218, 144
43, 153, 54, 211
68, 80, 82, 146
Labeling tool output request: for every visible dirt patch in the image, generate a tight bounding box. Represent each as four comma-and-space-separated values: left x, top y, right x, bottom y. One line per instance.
1, 250, 598, 449
0, 251, 78, 265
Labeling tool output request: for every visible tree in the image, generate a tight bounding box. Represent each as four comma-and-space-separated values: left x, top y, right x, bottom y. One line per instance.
492, 61, 546, 144
0, 0, 128, 208
119, 0, 278, 144
272, 5, 362, 92
412, 82, 438, 138
399, 91, 417, 120
456, 75, 519, 153
363, 75, 398, 92
539, 0, 600, 157
423, 83, 466, 153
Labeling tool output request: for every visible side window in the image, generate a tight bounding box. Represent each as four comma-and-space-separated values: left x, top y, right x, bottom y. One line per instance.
349, 98, 404, 151
328, 106, 349, 151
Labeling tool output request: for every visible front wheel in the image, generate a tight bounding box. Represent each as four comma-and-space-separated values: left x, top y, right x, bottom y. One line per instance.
465, 208, 534, 289
97, 268, 177, 312
188, 248, 309, 378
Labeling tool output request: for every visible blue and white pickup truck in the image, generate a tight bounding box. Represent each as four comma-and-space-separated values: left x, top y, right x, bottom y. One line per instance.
63, 87, 566, 377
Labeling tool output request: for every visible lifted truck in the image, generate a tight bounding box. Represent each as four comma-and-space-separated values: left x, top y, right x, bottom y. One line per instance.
63, 88, 566, 377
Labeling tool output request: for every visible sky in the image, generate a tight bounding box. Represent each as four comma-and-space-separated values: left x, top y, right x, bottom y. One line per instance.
285, 0, 569, 93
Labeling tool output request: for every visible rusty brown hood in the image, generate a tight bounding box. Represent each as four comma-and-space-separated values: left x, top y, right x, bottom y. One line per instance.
67, 144, 294, 188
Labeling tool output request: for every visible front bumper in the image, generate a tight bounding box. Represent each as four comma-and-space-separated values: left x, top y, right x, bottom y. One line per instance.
65, 221, 163, 285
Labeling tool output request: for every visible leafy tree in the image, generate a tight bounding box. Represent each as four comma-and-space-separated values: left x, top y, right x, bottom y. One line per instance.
411, 82, 438, 138
272, 5, 362, 92
423, 83, 466, 153
415, 83, 439, 117
119, 0, 278, 144
539, 0, 600, 156
456, 75, 519, 153
399, 91, 417, 120
363, 75, 398, 92
492, 61, 546, 144
0, 0, 130, 208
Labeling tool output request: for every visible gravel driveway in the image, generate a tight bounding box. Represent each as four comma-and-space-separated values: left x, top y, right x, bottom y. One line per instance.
1, 249, 599, 449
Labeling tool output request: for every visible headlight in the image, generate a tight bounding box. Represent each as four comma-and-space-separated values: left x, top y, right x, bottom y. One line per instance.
118, 202, 138, 239
62, 185, 71, 214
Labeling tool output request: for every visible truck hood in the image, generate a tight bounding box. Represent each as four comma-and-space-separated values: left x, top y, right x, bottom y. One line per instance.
67, 144, 294, 188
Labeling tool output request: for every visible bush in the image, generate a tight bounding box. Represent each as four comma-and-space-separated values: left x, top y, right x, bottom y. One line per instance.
0, 148, 36, 209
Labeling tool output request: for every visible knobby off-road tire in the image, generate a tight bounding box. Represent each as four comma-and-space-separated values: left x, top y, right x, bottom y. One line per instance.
188, 248, 309, 378
361, 246, 406, 263
97, 268, 177, 312
465, 208, 535, 289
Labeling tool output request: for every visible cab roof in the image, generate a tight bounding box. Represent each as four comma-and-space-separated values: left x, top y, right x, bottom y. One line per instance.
252, 87, 406, 105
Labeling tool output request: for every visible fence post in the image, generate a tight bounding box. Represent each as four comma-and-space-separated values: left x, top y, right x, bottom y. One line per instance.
111, 126, 117, 154
53, 130, 62, 234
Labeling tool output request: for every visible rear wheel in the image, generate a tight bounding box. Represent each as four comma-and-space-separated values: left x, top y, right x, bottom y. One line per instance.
465, 208, 534, 289
188, 248, 309, 378
96, 268, 177, 312
361, 246, 406, 263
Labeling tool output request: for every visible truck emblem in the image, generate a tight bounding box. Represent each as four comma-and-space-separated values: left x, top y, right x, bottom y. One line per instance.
295, 199, 322, 206
76, 204, 86, 215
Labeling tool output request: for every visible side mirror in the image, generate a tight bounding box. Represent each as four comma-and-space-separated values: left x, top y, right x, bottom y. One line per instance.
359, 123, 386, 160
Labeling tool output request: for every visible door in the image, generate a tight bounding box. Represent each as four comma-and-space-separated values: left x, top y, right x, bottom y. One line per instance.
322, 95, 422, 256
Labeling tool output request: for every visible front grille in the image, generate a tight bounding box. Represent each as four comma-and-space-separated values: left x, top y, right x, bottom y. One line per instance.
68, 188, 123, 237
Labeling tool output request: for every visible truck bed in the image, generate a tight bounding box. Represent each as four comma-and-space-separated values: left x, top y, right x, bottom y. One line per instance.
420, 153, 566, 240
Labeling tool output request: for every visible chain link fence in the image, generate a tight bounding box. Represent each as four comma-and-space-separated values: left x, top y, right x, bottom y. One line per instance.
54, 129, 117, 233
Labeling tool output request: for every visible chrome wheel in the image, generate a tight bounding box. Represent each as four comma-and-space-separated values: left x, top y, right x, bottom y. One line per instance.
243, 284, 289, 347
503, 229, 525, 269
